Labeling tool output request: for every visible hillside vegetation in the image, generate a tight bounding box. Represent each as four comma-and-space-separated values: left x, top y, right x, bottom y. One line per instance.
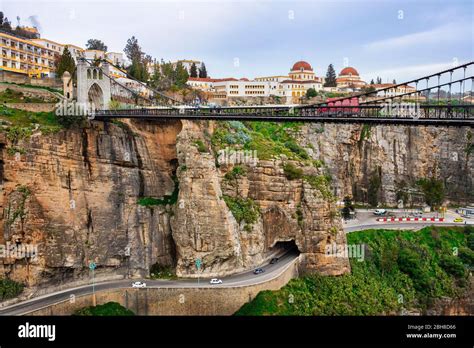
236, 226, 473, 315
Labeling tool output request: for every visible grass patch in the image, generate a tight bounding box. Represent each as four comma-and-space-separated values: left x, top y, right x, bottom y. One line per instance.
1, 81, 62, 94
0, 105, 62, 135
0, 87, 56, 103
304, 174, 333, 200
212, 121, 310, 162
236, 226, 473, 315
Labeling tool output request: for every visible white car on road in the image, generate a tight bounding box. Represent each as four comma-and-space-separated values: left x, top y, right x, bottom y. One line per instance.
209, 278, 223, 285
373, 209, 387, 216
132, 281, 147, 288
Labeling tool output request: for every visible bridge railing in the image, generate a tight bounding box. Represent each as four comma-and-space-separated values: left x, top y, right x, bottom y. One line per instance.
93, 104, 474, 121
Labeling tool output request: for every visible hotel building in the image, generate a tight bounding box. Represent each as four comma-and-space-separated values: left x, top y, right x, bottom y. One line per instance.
0, 30, 57, 77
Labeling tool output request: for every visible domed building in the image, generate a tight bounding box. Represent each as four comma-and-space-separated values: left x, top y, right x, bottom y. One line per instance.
289, 61, 316, 81
336, 67, 366, 89
276, 60, 323, 102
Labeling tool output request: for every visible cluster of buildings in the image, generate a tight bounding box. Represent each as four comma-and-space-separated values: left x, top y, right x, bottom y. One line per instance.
187, 60, 369, 103
0, 27, 126, 79
187, 60, 417, 103
1, 26, 418, 104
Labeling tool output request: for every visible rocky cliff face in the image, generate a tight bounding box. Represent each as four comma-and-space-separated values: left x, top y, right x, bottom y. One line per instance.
2, 118, 471, 288
0, 120, 180, 286
0, 118, 350, 287
299, 124, 474, 205
171, 121, 349, 277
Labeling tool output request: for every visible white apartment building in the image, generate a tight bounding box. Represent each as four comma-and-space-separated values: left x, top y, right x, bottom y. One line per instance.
31, 38, 84, 63
373, 83, 417, 97
213, 79, 271, 97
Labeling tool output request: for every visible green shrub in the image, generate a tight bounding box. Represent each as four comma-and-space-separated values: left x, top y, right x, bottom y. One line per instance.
223, 195, 260, 229
150, 263, 176, 279
6, 126, 32, 143
0, 278, 24, 301
138, 177, 179, 206
73, 302, 134, 316
194, 139, 208, 153
236, 226, 471, 315
458, 247, 474, 268
304, 175, 333, 199
439, 255, 466, 278
224, 165, 247, 181
283, 163, 303, 180
416, 177, 445, 208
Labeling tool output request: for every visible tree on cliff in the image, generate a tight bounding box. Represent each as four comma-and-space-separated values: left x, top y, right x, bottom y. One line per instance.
198, 63, 208, 78
85, 39, 108, 52
175, 61, 189, 88
341, 196, 355, 220
190, 63, 198, 78
124, 36, 148, 82
323, 64, 337, 87
55, 46, 76, 78
416, 178, 445, 209
124, 36, 142, 62
128, 59, 149, 82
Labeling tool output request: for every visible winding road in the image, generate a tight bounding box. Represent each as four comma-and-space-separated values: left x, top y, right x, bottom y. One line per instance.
0, 249, 299, 315
1, 216, 471, 316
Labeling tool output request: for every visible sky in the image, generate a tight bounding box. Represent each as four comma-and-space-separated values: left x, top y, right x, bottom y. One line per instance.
1, 0, 473, 83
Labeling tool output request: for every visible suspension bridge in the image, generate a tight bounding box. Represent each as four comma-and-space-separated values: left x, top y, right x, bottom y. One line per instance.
64, 59, 474, 126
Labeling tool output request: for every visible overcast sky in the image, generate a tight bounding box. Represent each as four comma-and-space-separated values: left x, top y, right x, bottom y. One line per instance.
2, 0, 473, 82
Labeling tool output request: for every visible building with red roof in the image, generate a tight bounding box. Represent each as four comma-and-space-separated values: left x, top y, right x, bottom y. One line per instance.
336, 66, 367, 89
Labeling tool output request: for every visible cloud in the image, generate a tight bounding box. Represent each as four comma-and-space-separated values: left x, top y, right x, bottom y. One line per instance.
364, 21, 471, 51
361, 61, 469, 84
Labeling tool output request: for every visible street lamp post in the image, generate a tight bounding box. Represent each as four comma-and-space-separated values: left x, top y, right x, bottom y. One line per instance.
89, 262, 97, 306
195, 259, 202, 286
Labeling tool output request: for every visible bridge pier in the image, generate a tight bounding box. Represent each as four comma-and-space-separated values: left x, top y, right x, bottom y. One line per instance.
76, 59, 112, 110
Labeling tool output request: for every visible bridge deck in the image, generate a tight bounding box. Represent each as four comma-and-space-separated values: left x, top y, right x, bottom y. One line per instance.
92, 113, 474, 126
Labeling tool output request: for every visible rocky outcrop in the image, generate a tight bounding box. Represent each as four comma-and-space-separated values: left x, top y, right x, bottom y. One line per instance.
171, 121, 350, 277
0, 120, 180, 287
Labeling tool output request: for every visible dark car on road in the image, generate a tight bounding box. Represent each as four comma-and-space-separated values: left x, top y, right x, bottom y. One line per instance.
253, 268, 265, 274
270, 258, 279, 264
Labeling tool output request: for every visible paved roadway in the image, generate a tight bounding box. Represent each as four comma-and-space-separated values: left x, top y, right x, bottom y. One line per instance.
0, 249, 299, 315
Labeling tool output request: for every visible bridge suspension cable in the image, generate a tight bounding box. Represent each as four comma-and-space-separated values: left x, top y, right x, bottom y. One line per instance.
88, 58, 184, 107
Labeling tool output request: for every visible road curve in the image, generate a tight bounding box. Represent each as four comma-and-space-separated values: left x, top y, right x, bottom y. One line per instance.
1, 222, 468, 315
0, 250, 299, 316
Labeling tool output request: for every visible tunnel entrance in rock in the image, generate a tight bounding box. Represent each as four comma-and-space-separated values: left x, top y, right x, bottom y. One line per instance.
269, 240, 300, 256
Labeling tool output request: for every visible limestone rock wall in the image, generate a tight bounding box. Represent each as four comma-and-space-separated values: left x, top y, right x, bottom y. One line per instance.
300, 124, 474, 205
171, 121, 350, 278
0, 120, 180, 287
